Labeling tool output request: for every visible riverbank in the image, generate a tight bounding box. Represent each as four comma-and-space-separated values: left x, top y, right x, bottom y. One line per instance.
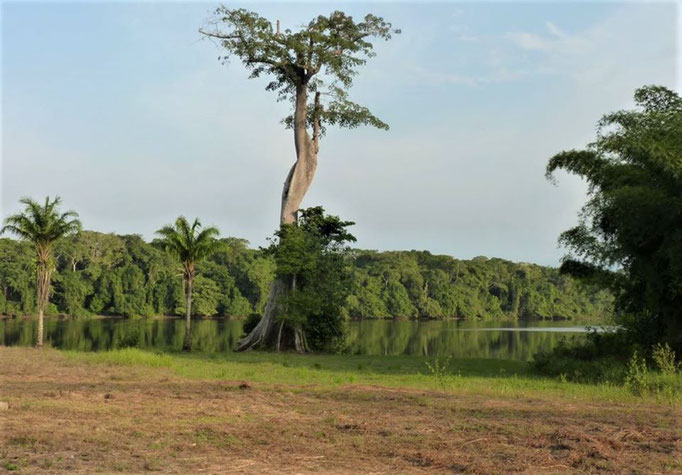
0, 313, 604, 322
1, 347, 680, 473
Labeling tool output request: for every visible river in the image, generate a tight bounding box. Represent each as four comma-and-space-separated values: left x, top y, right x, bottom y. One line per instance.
0, 317, 609, 360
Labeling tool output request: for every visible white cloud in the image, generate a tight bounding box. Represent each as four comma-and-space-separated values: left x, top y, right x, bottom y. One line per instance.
505, 22, 591, 54
406, 65, 480, 86
506, 31, 552, 51
449, 23, 480, 43
545, 21, 566, 39
497, 6, 676, 90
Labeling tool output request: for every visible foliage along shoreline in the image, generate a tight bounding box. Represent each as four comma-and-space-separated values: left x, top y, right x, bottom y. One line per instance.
0, 313, 602, 322
0, 230, 612, 322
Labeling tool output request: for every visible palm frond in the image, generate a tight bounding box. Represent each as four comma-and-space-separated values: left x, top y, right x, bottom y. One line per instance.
0, 224, 33, 241
155, 216, 220, 268
2, 196, 81, 247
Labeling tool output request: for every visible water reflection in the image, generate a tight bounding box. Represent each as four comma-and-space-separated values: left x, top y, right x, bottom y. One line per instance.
0, 318, 596, 360
347, 320, 597, 360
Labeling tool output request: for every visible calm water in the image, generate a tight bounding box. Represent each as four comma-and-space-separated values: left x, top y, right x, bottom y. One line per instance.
0, 317, 605, 360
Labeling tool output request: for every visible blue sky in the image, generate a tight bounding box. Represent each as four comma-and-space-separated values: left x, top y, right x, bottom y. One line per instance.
1, 1, 679, 265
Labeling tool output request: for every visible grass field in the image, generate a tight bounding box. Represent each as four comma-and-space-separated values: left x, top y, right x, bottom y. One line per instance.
1, 346, 680, 473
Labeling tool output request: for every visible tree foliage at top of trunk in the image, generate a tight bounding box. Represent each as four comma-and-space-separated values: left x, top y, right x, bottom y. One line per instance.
201, 8, 398, 137
2, 197, 81, 253
546, 85, 682, 351
154, 217, 220, 281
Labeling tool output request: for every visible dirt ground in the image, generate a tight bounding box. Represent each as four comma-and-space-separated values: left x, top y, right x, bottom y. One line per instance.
1, 347, 680, 473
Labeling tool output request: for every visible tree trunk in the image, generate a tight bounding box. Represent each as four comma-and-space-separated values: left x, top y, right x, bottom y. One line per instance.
237, 84, 319, 352
237, 277, 286, 350
36, 261, 51, 348
281, 85, 319, 225
37, 308, 44, 348
183, 277, 193, 352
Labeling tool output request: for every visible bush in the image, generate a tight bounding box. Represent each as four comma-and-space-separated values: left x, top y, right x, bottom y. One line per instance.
533, 331, 682, 400
624, 351, 649, 395
651, 343, 679, 375
532, 331, 632, 383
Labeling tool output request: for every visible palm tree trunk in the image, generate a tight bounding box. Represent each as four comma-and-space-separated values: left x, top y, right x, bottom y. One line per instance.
183, 277, 193, 352
37, 308, 44, 348
36, 261, 50, 348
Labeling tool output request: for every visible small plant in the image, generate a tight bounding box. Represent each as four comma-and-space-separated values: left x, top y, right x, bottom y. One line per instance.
425, 355, 453, 389
651, 343, 679, 375
624, 351, 649, 396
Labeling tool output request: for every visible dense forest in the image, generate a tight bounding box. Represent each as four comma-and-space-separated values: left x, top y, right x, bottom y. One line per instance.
0, 231, 612, 321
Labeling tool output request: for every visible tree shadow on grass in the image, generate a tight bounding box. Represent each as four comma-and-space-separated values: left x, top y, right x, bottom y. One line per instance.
175, 351, 531, 378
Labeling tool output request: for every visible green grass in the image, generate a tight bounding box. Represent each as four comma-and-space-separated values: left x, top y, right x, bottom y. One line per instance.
66, 347, 174, 367
62, 348, 682, 405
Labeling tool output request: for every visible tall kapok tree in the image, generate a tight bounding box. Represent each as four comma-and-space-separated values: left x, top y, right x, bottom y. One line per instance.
1, 197, 81, 347
200, 8, 399, 351
155, 217, 220, 351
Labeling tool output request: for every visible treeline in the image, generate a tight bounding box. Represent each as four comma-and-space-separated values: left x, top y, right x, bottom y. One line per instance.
349, 252, 612, 320
0, 231, 612, 320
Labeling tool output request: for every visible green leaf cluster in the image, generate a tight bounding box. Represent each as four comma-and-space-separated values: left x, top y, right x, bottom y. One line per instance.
267, 207, 357, 352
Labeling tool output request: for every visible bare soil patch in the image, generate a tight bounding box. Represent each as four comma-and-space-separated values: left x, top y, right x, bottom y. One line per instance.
1, 347, 680, 473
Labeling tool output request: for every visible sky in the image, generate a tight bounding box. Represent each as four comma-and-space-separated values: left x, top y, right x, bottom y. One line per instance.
1, 1, 679, 266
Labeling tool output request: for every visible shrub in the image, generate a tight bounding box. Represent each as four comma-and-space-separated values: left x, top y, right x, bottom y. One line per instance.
651, 343, 679, 375
532, 331, 631, 383
624, 351, 649, 396
425, 355, 454, 389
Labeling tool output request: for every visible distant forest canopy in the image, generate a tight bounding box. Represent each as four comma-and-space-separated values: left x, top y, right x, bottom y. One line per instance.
0, 231, 613, 320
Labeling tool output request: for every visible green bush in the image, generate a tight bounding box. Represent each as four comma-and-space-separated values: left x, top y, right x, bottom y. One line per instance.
425, 355, 454, 389
651, 343, 679, 375
533, 332, 682, 400
532, 331, 632, 383
624, 351, 649, 396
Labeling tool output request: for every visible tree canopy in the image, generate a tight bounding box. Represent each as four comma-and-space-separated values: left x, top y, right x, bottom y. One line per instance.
201, 8, 399, 136
547, 85, 682, 351
154, 217, 220, 277
2, 197, 81, 253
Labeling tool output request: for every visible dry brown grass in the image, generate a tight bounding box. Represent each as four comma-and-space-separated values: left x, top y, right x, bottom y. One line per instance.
1, 346, 680, 473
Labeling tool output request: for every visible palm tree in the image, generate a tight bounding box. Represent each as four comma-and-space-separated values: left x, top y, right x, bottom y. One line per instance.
155, 217, 219, 351
1, 196, 81, 346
